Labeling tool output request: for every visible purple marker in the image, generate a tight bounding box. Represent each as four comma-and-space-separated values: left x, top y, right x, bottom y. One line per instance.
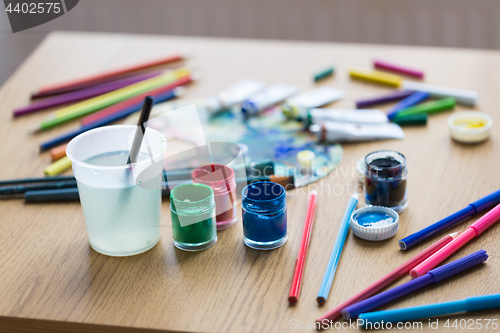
387, 91, 429, 120
356, 90, 413, 109
13, 71, 162, 117
341, 250, 488, 320
374, 59, 425, 79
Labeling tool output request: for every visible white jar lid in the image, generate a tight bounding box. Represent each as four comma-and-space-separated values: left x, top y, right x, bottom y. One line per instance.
351, 206, 399, 241
448, 111, 492, 143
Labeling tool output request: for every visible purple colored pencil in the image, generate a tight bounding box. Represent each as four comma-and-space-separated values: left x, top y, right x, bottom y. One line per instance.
13, 71, 162, 117
341, 250, 488, 320
374, 59, 424, 79
356, 90, 413, 109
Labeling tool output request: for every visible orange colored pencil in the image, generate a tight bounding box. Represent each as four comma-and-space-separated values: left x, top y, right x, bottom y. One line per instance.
33, 54, 185, 98
288, 189, 318, 305
50, 144, 68, 161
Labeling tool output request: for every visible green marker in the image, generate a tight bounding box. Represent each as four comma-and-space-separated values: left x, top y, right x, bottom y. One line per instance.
393, 113, 428, 126
314, 66, 334, 82
396, 97, 456, 117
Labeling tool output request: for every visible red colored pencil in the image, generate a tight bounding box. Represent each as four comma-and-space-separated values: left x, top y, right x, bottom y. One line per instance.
80, 74, 192, 125
288, 189, 318, 305
32, 53, 185, 99
316, 232, 459, 323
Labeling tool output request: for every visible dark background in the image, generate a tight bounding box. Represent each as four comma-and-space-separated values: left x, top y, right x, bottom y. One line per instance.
1, 0, 499, 84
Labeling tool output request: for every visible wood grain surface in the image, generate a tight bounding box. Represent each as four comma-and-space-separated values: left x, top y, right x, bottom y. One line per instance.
0, 32, 499, 333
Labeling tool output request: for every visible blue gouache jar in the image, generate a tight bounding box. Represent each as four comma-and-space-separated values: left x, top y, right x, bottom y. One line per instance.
241, 181, 288, 250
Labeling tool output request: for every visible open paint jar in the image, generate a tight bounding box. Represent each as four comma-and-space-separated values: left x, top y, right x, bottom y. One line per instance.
170, 183, 217, 251
350, 206, 399, 241
192, 164, 238, 230
241, 181, 287, 250
364, 150, 408, 213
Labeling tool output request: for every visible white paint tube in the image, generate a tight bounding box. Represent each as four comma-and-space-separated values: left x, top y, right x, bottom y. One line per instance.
282, 86, 345, 119
241, 83, 299, 116
310, 122, 405, 143
205, 79, 266, 113
307, 108, 388, 126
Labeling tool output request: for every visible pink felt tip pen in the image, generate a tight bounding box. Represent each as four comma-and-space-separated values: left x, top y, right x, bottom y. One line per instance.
374, 60, 424, 79
410, 202, 500, 278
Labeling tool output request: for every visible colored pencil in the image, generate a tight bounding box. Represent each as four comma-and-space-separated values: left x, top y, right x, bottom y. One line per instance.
50, 144, 68, 161
316, 232, 459, 323
342, 250, 488, 320
0, 180, 77, 197
39, 88, 180, 151
289, 190, 318, 305
402, 81, 478, 106
410, 202, 500, 278
29, 68, 189, 133
387, 92, 429, 120
399, 188, 500, 250
359, 293, 500, 325
0, 175, 75, 186
374, 59, 424, 79
349, 68, 402, 87
356, 90, 413, 109
317, 193, 358, 304
33, 53, 185, 98
21, 176, 295, 202
44, 156, 72, 176
13, 71, 161, 117
81, 74, 192, 125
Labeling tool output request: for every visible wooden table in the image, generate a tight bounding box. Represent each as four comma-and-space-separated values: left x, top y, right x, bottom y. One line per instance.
1, 32, 499, 333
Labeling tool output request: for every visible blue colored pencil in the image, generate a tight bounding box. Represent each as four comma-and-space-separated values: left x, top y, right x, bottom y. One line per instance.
387, 91, 429, 120
39, 88, 179, 151
317, 192, 358, 304
359, 293, 500, 325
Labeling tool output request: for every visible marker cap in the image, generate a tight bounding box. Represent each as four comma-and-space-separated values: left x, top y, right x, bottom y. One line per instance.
448, 111, 492, 143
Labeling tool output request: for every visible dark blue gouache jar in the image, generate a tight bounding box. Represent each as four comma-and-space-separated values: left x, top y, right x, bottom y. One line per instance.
241, 181, 288, 250
365, 150, 408, 213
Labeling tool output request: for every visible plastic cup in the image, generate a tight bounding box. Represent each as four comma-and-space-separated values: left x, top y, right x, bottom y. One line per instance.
67, 125, 167, 256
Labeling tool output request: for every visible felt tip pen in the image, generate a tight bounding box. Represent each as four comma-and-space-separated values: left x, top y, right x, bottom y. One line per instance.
359, 293, 500, 325
317, 193, 358, 304
410, 203, 500, 278
387, 91, 429, 120
316, 232, 459, 322
341, 250, 488, 320
399, 188, 500, 250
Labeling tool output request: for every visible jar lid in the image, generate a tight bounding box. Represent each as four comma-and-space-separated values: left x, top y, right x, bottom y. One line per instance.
297, 150, 315, 169
351, 206, 399, 241
448, 111, 492, 143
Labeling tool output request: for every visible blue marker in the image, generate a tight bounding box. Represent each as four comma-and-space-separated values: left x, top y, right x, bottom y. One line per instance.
399, 188, 500, 250
359, 293, 500, 325
317, 192, 358, 304
387, 91, 429, 120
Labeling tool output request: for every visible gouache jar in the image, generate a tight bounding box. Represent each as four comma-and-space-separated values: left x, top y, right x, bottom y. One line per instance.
192, 164, 238, 230
241, 181, 288, 250
170, 183, 217, 251
364, 150, 408, 213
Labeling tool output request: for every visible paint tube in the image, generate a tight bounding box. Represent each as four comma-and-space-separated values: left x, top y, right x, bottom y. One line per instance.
282, 87, 345, 119
307, 108, 388, 126
205, 79, 266, 113
310, 122, 404, 143
241, 83, 299, 116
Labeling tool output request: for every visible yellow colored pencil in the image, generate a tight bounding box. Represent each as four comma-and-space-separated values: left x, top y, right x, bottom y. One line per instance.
44, 156, 72, 176
29, 67, 190, 134
349, 68, 402, 87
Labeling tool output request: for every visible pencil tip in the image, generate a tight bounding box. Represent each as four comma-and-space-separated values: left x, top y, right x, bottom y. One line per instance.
317, 297, 325, 305
288, 296, 297, 305
449, 231, 461, 239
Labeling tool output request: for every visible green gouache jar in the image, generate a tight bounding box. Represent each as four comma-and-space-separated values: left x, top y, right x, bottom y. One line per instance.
170, 183, 217, 251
